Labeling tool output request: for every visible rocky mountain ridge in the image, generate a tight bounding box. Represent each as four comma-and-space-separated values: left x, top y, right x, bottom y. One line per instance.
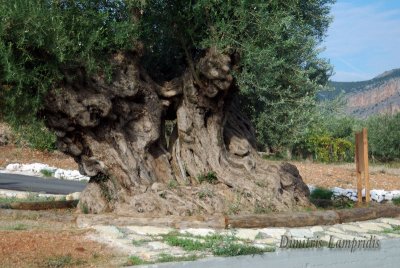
319, 68, 400, 118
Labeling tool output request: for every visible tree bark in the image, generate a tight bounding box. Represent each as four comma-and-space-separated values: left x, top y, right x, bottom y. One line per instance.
42, 49, 311, 216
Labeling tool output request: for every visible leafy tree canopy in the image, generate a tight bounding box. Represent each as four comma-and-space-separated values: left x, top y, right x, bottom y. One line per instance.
0, 0, 334, 150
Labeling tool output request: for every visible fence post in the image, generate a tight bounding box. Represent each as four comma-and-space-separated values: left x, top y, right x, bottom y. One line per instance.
355, 128, 370, 203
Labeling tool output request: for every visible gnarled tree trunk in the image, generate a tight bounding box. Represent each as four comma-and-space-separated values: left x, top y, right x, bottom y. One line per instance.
43, 48, 310, 216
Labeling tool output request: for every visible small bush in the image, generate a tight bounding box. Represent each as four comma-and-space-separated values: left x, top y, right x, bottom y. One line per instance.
40, 169, 54, 177
126, 256, 148, 266
310, 187, 334, 200
197, 171, 218, 184
393, 197, 400, 206
167, 180, 178, 189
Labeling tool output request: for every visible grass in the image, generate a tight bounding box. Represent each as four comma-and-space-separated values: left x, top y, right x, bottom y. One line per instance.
393, 197, 400, 206
162, 232, 274, 257
132, 239, 152, 246
126, 253, 199, 266
383, 226, 400, 235
1, 223, 28, 231
197, 171, 218, 184
44, 254, 86, 268
40, 169, 55, 177
80, 203, 89, 214
0, 194, 56, 204
167, 180, 178, 189
198, 189, 214, 199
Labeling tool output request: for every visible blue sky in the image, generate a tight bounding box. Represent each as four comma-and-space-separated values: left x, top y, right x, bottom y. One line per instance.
321, 0, 400, 82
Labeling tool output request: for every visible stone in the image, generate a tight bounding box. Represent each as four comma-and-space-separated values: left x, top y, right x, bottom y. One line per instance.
357, 222, 384, 232
340, 224, 363, 233
92, 225, 125, 239
234, 229, 262, 240
179, 228, 215, 237
258, 228, 287, 239
325, 231, 359, 240
380, 218, 400, 226
327, 227, 345, 234
147, 241, 171, 250
310, 226, 324, 233
125, 226, 174, 236
288, 228, 314, 238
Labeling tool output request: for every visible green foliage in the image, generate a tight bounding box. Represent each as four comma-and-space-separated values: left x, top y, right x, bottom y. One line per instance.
0, 193, 55, 203
12, 120, 57, 151
1, 0, 334, 152
0, 0, 139, 125
126, 253, 199, 266
162, 232, 273, 257
366, 113, 400, 162
40, 169, 55, 177
156, 253, 199, 263
45, 254, 86, 268
310, 187, 334, 200
197, 171, 218, 184
393, 197, 400, 206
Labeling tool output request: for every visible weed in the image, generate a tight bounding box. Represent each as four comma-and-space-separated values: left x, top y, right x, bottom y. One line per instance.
1, 223, 28, 231
80, 203, 89, 214
198, 189, 214, 199
227, 192, 242, 215
40, 169, 55, 177
44, 254, 85, 268
0, 194, 55, 204
126, 256, 149, 266
393, 197, 400, 206
383, 226, 400, 234
162, 232, 274, 257
167, 180, 178, 189
254, 201, 272, 214
310, 187, 334, 200
197, 171, 218, 184
132, 239, 152, 246
157, 253, 199, 263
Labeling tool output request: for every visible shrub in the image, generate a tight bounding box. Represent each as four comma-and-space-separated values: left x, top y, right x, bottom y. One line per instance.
197, 171, 218, 184
393, 197, 400, 206
310, 187, 334, 200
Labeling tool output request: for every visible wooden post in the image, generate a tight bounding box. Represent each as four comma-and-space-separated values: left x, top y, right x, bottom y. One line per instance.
362, 128, 370, 202
355, 128, 370, 203
355, 132, 362, 204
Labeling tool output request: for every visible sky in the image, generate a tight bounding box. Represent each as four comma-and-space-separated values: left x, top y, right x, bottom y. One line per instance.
321, 0, 400, 82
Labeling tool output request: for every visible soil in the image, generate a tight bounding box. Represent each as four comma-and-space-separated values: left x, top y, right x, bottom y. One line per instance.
0, 145, 78, 170
294, 161, 400, 190
1, 146, 400, 266
1, 144, 399, 190
0, 209, 125, 268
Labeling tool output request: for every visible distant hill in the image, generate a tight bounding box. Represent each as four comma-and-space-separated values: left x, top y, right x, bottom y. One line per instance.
318, 68, 400, 118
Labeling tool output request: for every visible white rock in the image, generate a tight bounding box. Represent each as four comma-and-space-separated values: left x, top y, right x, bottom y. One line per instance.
385, 193, 394, 201
179, 228, 215, 237
258, 228, 287, 239
289, 228, 314, 238
125, 226, 173, 236
380, 218, 400, 226
357, 222, 384, 232
310, 226, 324, 233
234, 229, 261, 240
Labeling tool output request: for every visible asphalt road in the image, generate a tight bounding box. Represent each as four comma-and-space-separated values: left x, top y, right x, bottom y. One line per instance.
0, 173, 86, 194
135, 238, 400, 268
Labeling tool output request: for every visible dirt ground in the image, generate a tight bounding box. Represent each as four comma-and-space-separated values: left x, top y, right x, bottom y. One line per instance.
0, 209, 125, 268
1, 146, 400, 267
295, 161, 400, 190
0, 145, 78, 170
1, 144, 399, 190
